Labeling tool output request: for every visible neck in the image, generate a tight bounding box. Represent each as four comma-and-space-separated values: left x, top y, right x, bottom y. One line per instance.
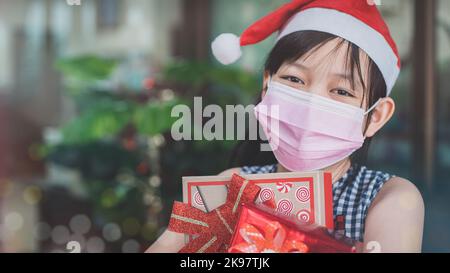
277, 158, 352, 183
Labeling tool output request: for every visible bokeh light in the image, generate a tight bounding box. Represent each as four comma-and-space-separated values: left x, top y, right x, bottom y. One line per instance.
23, 185, 42, 205
86, 236, 105, 253
69, 214, 91, 234
160, 89, 175, 102
101, 189, 119, 208
102, 223, 122, 242
149, 175, 161, 188
51, 225, 70, 245
4, 212, 24, 231
122, 239, 140, 253
141, 222, 157, 241
122, 217, 141, 237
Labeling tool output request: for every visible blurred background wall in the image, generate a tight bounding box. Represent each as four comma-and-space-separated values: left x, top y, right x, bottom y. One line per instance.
0, 0, 448, 252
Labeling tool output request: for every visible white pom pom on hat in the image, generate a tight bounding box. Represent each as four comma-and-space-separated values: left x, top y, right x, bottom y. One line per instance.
211, 33, 242, 65
210, 0, 401, 95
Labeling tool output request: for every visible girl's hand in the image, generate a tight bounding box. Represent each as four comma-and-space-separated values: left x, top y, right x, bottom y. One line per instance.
145, 229, 185, 253
146, 168, 241, 253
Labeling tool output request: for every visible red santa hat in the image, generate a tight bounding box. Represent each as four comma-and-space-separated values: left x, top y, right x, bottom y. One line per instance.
211, 0, 401, 95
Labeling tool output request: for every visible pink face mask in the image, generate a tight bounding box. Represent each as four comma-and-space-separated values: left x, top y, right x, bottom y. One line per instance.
254, 80, 379, 172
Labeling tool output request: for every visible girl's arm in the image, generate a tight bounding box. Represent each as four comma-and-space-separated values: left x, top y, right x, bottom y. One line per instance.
362, 177, 424, 253
145, 168, 241, 253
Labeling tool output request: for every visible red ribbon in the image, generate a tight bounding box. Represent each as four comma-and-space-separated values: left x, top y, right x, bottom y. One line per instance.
168, 173, 260, 253
229, 221, 309, 253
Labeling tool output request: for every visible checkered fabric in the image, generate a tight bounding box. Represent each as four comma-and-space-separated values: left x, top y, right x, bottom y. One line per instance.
240, 164, 393, 242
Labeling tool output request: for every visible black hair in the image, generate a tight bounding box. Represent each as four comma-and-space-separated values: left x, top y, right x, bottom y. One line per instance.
228, 30, 387, 168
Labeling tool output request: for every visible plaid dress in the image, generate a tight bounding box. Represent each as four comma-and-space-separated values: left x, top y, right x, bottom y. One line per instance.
241, 164, 393, 242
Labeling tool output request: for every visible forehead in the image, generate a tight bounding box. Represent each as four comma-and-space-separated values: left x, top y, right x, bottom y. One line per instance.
293, 38, 371, 79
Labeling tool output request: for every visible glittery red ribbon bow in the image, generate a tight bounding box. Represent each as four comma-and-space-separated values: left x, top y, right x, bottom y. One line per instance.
168, 173, 261, 253
229, 221, 309, 253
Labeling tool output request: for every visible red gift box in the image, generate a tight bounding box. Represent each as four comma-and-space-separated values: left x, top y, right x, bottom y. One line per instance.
228, 203, 355, 253
168, 174, 262, 253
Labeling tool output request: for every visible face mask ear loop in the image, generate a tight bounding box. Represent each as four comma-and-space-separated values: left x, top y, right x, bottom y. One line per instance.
363, 98, 382, 116
265, 75, 274, 96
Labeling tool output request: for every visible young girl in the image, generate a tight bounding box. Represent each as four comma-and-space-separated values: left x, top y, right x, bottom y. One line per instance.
148, 0, 424, 253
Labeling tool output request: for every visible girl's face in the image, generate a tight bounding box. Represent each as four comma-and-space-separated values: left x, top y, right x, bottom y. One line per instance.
262, 38, 395, 139
266, 38, 371, 110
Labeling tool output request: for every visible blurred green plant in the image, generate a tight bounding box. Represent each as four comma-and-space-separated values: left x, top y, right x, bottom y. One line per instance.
47, 56, 262, 250
56, 55, 117, 82
53, 56, 181, 144
45, 55, 183, 251
162, 60, 261, 105
55, 55, 118, 94
59, 96, 181, 145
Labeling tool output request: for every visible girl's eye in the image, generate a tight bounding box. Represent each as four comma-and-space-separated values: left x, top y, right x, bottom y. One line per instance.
281, 76, 305, 85
332, 88, 355, 98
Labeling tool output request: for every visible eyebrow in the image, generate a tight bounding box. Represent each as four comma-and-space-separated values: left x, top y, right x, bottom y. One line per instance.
289, 63, 354, 81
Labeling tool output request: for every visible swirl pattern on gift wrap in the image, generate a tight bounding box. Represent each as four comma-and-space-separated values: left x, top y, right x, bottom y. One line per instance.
193, 191, 204, 206
295, 186, 310, 203
259, 188, 275, 202
296, 210, 310, 223
276, 182, 292, 193
276, 199, 293, 215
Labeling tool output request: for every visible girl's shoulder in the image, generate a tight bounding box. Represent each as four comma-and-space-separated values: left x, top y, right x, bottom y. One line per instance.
363, 175, 424, 251
370, 175, 423, 210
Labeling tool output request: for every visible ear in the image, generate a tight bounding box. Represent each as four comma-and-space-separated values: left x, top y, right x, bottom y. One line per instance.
261, 71, 270, 100
364, 97, 396, 138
